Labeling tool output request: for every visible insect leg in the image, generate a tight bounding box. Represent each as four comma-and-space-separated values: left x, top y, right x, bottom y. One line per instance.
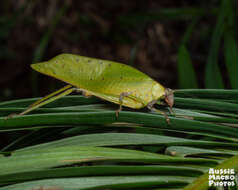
164, 88, 175, 115
30, 85, 73, 108
11, 85, 75, 117
147, 100, 170, 124
164, 88, 174, 109
115, 92, 133, 117
74, 89, 92, 97
82, 91, 92, 97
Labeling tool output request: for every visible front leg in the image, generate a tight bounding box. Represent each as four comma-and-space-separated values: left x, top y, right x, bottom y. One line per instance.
147, 100, 170, 124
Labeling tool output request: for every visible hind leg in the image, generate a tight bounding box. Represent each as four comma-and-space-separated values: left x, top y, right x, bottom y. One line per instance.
6, 85, 75, 119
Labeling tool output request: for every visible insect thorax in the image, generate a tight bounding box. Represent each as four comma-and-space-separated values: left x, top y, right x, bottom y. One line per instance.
152, 82, 165, 101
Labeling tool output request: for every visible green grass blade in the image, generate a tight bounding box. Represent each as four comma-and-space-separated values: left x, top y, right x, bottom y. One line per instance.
18, 133, 238, 153
205, 0, 226, 88
0, 104, 110, 116
165, 146, 236, 158
0, 146, 217, 176
174, 97, 238, 113
0, 176, 194, 190
0, 165, 204, 185
175, 89, 238, 99
224, 0, 238, 89
2, 111, 238, 138
177, 17, 198, 89
224, 31, 238, 89
178, 45, 198, 88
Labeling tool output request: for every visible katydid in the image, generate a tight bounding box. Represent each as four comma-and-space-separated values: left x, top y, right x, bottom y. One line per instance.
17, 54, 174, 118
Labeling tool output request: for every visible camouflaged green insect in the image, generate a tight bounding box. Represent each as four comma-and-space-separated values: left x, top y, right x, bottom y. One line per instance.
18, 54, 174, 118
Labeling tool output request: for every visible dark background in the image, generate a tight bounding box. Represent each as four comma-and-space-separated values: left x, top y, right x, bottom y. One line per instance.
0, 0, 237, 101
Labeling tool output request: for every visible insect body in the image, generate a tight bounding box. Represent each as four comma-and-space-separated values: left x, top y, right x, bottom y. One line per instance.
19, 54, 173, 116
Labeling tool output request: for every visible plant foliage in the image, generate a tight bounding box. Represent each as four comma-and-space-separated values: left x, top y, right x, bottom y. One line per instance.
0, 89, 238, 189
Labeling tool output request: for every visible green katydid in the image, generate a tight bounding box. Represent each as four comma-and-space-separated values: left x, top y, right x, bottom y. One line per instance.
17, 54, 174, 118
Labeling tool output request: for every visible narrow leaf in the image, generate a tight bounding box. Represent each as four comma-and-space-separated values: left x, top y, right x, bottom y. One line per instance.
19, 133, 238, 153
0, 165, 204, 185
178, 45, 198, 88
205, 0, 226, 88
0, 146, 217, 176
0, 176, 194, 190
